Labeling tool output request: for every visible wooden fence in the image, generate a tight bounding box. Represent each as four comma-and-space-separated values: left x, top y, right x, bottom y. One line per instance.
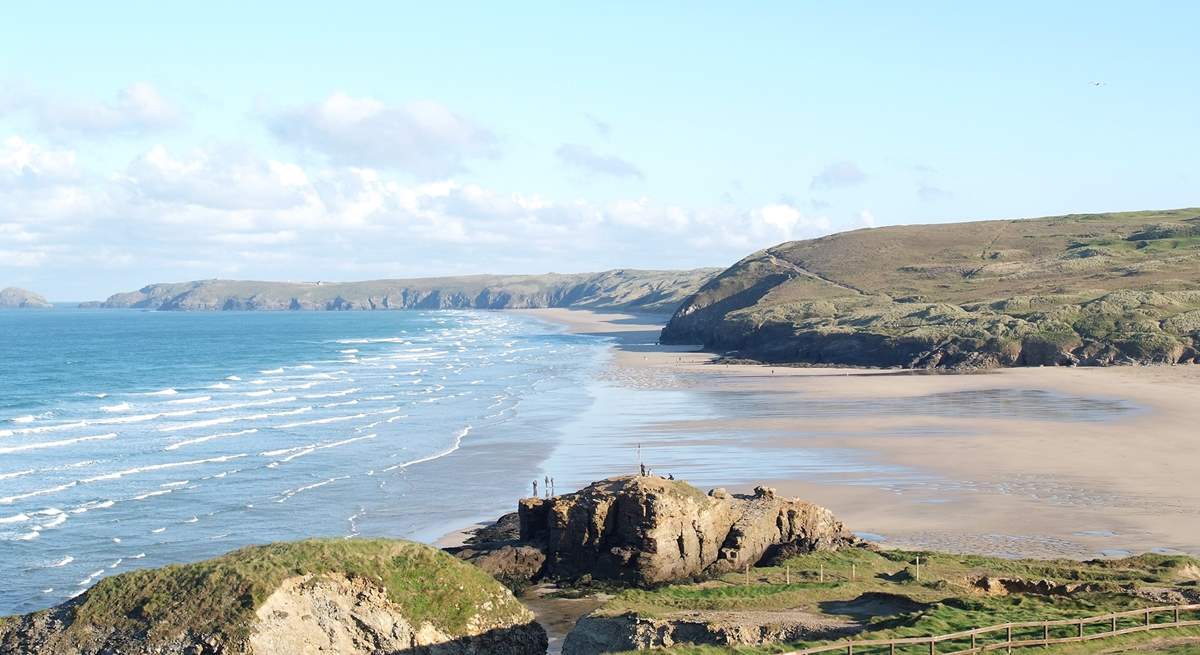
782, 603, 1200, 655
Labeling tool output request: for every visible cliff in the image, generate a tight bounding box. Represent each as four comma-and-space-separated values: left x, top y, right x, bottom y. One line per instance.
0, 539, 546, 655
0, 287, 51, 309
661, 208, 1200, 369
91, 269, 720, 314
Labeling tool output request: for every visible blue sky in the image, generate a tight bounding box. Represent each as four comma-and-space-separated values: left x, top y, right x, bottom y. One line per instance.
2, 2, 1197, 299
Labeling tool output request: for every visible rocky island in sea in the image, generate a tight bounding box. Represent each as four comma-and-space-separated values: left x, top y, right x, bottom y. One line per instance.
0, 287, 52, 309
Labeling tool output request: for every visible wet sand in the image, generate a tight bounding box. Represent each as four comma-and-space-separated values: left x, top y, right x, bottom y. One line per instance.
517, 308, 1200, 560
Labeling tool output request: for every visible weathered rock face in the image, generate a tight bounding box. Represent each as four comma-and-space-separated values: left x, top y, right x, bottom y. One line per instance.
249, 574, 546, 655
0, 287, 51, 309
515, 476, 849, 586
562, 611, 854, 655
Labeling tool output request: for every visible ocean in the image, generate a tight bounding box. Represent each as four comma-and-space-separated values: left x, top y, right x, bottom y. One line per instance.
0, 308, 604, 615
0, 308, 1144, 615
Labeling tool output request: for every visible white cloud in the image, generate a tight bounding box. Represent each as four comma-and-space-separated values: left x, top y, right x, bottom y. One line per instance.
0, 137, 842, 296
556, 143, 644, 180
265, 92, 497, 177
21, 83, 182, 136
0, 136, 79, 186
858, 209, 877, 227
810, 161, 867, 190
124, 145, 311, 211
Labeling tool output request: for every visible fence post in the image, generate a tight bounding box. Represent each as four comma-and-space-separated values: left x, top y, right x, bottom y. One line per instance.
971, 632, 977, 650
1145, 610, 1151, 628
852, 563, 856, 582
929, 638, 935, 655
820, 564, 824, 583
1043, 623, 1049, 645
745, 562, 750, 585
1112, 615, 1117, 632
1007, 625, 1013, 654
786, 565, 790, 585
1175, 607, 1181, 624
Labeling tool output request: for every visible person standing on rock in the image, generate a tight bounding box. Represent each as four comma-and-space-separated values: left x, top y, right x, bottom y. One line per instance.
544, 475, 550, 498
550, 477, 556, 496
532, 480, 538, 497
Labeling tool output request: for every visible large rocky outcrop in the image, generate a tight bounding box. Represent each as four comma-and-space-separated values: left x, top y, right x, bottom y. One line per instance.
661, 208, 1200, 369
0, 539, 546, 655
88, 269, 720, 314
455, 476, 850, 588
0, 287, 51, 309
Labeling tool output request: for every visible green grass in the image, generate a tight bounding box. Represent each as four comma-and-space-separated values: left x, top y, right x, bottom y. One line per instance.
596, 548, 1200, 654
8, 538, 527, 653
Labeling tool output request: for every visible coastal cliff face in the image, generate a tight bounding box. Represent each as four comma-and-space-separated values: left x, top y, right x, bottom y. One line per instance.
90, 269, 720, 314
0, 539, 546, 655
0, 287, 51, 309
454, 476, 850, 588
661, 208, 1200, 369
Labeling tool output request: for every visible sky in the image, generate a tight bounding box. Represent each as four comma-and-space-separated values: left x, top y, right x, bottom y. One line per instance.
2, 2, 1198, 300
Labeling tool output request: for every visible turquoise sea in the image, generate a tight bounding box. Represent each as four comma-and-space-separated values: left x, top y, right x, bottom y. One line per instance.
0, 309, 604, 614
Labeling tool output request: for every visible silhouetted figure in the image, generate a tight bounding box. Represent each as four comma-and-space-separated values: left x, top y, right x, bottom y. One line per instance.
544, 475, 550, 498
640, 463, 647, 477
532, 480, 538, 497
550, 477, 556, 496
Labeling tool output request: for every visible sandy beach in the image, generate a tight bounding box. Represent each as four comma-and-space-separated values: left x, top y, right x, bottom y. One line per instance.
516, 308, 1200, 560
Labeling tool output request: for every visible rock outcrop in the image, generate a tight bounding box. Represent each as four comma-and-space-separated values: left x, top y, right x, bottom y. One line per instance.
90, 269, 720, 314
0, 539, 547, 655
562, 611, 854, 655
0, 287, 51, 309
455, 476, 850, 588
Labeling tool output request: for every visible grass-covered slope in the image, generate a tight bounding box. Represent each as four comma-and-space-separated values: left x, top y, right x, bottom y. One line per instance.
662, 208, 1200, 368
93, 268, 720, 313
594, 547, 1200, 654
0, 539, 533, 654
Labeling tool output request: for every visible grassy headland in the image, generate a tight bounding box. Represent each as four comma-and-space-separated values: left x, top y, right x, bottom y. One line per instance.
662, 208, 1200, 368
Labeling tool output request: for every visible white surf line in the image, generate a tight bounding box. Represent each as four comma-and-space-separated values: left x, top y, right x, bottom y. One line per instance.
81, 454, 247, 483
302, 387, 361, 399
164, 428, 258, 451
0, 469, 35, 481
275, 413, 366, 429
6, 396, 299, 436
0, 433, 116, 455
382, 426, 471, 472
261, 434, 377, 463
159, 406, 310, 432
0, 482, 78, 505
165, 395, 211, 405
274, 475, 350, 503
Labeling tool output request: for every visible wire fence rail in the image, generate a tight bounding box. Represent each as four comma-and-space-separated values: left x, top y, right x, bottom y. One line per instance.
781, 603, 1200, 655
